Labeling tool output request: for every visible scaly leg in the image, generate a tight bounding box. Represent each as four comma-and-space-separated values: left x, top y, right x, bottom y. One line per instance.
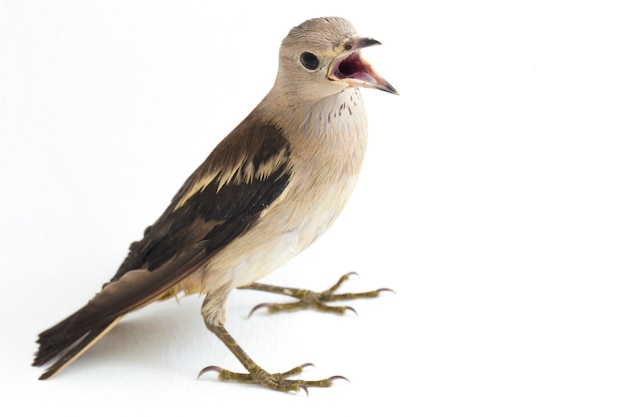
198, 322, 347, 394
240, 272, 393, 316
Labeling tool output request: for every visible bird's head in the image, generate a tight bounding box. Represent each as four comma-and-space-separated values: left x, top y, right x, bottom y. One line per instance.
275, 17, 397, 103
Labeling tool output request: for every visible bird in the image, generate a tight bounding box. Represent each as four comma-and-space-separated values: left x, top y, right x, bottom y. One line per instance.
32, 16, 397, 393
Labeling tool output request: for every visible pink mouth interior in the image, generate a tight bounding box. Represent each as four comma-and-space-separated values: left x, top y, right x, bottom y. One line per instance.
332, 52, 377, 84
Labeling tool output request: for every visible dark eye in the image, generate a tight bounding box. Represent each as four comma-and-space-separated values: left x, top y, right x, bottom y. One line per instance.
299, 52, 319, 70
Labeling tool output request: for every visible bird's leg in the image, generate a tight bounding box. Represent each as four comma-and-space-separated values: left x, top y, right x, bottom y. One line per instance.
240, 272, 393, 316
199, 322, 346, 394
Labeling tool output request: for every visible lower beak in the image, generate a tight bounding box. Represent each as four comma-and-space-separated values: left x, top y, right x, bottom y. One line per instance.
327, 37, 398, 95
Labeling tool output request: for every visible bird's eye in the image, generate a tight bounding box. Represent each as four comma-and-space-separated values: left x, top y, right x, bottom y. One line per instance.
299, 52, 320, 70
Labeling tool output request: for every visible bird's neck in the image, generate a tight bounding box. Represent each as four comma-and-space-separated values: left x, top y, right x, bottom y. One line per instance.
272, 88, 368, 181
260, 88, 368, 142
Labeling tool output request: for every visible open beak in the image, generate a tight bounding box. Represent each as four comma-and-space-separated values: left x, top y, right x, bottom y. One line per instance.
328, 37, 398, 95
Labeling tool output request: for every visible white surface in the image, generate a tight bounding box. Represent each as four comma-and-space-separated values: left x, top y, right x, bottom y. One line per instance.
2, 1, 625, 415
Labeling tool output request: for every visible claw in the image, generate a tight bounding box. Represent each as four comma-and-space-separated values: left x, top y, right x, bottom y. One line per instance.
197, 365, 223, 379
329, 272, 359, 292
344, 306, 358, 316
299, 384, 309, 397
248, 303, 272, 318
376, 288, 396, 295
328, 375, 351, 384
300, 362, 315, 370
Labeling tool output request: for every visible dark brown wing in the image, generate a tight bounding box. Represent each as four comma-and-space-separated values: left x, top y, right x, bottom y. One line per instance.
33, 116, 292, 378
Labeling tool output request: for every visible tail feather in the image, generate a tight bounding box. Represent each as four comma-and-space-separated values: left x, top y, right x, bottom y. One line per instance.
33, 312, 82, 367
33, 312, 123, 379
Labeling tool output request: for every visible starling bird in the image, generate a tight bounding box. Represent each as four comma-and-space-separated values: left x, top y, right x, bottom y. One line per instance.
33, 16, 397, 393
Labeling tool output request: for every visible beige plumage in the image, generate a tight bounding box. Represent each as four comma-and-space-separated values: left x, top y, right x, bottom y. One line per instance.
33, 16, 397, 392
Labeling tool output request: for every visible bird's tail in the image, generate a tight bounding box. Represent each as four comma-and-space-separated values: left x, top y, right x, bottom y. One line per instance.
32, 312, 123, 380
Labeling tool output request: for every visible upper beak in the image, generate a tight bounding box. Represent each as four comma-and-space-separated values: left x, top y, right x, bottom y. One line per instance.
328, 36, 398, 95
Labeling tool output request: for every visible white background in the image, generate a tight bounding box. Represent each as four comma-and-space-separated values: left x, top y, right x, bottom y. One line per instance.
2, 0, 625, 415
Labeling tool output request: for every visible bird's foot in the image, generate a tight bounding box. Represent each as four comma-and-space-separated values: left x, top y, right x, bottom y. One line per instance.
241, 272, 394, 316
198, 363, 348, 394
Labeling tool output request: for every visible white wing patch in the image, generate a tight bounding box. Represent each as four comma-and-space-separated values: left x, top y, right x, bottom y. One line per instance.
174, 147, 291, 211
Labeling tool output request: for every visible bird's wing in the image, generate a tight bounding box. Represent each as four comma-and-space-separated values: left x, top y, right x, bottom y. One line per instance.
82, 119, 292, 324
34, 117, 293, 372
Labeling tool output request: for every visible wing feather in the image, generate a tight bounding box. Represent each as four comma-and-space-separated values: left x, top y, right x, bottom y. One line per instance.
33, 117, 293, 376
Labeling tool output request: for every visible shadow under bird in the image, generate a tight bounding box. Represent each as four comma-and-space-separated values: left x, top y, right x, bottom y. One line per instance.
33, 16, 397, 393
